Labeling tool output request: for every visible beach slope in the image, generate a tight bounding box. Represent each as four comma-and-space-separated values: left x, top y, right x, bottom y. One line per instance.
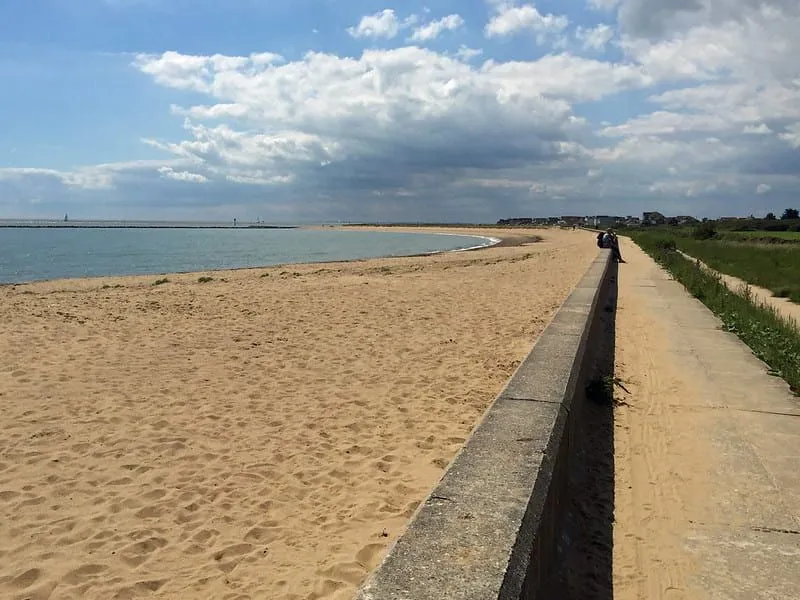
0, 227, 596, 600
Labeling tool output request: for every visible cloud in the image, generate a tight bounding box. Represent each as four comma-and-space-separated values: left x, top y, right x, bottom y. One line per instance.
575, 24, 615, 51
0, 164, 137, 190
588, 0, 621, 10
158, 166, 208, 183
615, 0, 800, 40
225, 172, 295, 185
485, 3, 569, 44
347, 9, 402, 40
743, 124, 772, 135
756, 183, 771, 194
779, 123, 800, 148
455, 46, 483, 61
4, 0, 800, 221
410, 14, 465, 42
133, 51, 283, 92
134, 47, 636, 172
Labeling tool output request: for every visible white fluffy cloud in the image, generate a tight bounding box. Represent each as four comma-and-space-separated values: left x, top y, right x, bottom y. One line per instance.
485, 3, 569, 44
575, 24, 615, 50
158, 167, 208, 183
591, 0, 800, 210
779, 123, 800, 149
743, 124, 772, 135
347, 9, 403, 40
410, 14, 465, 42
3, 0, 799, 221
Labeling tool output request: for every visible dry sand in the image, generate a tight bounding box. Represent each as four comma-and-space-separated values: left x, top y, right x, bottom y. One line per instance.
612, 242, 713, 599
0, 227, 597, 600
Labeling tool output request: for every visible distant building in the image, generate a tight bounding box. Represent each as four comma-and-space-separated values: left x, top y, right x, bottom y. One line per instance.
560, 216, 585, 226
594, 215, 622, 229
643, 211, 667, 226
676, 215, 699, 225
496, 217, 533, 226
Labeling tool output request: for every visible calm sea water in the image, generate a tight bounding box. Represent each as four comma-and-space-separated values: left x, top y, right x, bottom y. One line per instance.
0, 225, 495, 284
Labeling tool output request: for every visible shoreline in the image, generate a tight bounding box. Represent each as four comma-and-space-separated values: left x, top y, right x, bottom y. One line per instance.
1, 226, 536, 288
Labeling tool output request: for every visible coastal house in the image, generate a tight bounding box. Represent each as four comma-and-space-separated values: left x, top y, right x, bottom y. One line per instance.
643, 211, 667, 226
593, 215, 624, 229
560, 216, 585, 226
496, 217, 533, 226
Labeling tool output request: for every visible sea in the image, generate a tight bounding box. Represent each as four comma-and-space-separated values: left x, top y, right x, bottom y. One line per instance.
0, 221, 498, 284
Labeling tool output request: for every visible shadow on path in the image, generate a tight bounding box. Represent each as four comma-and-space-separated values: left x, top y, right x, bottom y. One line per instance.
547, 260, 618, 600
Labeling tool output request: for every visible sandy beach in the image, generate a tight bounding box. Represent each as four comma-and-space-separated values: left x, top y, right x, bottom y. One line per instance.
0, 227, 597, 600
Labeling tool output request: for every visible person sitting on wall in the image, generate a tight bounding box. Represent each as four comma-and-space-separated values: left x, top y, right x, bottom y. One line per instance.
602, 229, 625, 263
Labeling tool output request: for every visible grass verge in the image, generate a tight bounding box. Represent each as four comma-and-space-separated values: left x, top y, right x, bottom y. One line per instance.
623, 228, 800, 303
676, 238, 800, 303
630, 233, 800, 394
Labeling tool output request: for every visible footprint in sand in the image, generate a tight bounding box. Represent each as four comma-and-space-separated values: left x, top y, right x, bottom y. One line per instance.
212, 543, 252, 562
243, 525, 284, 544
135, 505, 167, 519
10, 567, 42, 589
355, 543, 385, 570
118, 537, 168, 567
212, 543, 254, 573
63, 564, 107, 586
310, 578, 346, 599
112, 579, 169, 599
320, 561, 366, 585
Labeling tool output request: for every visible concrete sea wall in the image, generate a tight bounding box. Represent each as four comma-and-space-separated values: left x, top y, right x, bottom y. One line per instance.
355, 248, 616, 600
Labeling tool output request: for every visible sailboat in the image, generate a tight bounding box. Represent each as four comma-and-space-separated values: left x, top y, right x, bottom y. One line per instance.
64, 213, 69, 222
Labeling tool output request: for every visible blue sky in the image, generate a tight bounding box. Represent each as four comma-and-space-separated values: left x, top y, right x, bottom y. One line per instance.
1, 0, 799, 222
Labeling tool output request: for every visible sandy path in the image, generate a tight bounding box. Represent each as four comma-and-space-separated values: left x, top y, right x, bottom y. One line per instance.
613, 241, 800, 599
676, 250, 800, 328
0, 228, 596, 600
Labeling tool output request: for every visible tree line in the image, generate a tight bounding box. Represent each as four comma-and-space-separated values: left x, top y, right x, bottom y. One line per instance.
765, 208, 799, 220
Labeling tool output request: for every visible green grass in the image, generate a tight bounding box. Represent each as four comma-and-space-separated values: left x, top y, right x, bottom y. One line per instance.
630, 230, 800, 304
725, 230, 800, 240
677, 239, 800, 303
718, 230, 800, 244
630, 233, 800, 393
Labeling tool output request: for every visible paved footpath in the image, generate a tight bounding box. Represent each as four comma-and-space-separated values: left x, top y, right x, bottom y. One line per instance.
612, 240, 800, 600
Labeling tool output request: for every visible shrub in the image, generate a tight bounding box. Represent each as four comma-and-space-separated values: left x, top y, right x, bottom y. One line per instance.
693, 221, 717, 240
586, 376, 614, 405
152, 278, 169, 286
198, 276, 214, 283
653, 237, 677, 252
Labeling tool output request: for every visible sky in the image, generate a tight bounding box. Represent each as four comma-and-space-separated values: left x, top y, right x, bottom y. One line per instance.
0, 0, 799, 222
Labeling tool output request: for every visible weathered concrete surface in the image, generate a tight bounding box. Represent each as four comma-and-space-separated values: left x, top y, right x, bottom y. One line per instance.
613, 241, 800, 600
354, 250, 614, 600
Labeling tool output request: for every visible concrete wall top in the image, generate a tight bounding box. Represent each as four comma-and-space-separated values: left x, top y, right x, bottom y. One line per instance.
355, 249, 613, 600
